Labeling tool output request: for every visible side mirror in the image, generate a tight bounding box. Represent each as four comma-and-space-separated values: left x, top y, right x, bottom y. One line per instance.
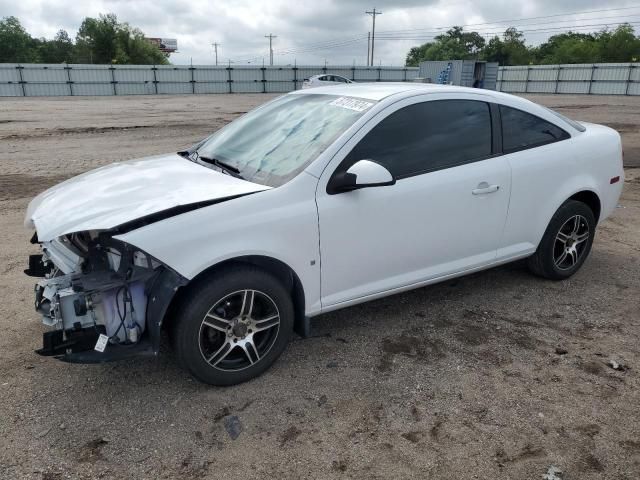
328, 160, 395, 194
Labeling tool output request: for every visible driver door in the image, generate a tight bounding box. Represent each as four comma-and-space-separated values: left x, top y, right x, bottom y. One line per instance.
315, 95, 511, 308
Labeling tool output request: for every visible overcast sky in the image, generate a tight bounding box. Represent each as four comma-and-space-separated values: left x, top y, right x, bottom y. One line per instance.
2, 0, 639, 65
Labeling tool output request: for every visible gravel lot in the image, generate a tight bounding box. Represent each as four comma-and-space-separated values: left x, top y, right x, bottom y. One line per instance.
1, 93, 639, 480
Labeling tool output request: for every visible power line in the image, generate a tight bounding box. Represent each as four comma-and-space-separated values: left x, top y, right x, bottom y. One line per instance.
376, 21, 640, 40
229, 5, 640, 64
366, 8, 382, 66
232, 35, 367, 63
375, 14, 640, 38
376, 4, 640, 34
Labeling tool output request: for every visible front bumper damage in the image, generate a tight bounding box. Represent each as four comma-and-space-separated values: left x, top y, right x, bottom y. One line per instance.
28, 232, 186, 363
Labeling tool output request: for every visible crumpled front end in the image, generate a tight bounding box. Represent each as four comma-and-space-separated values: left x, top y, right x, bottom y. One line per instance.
28, 230, 186, 363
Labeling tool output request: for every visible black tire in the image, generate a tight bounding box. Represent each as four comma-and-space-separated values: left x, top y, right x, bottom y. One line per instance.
171, 265, 294, 386
527, 200, 596, 280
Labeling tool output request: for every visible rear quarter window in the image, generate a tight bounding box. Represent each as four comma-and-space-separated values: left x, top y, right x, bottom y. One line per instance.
500, 105, 570, 153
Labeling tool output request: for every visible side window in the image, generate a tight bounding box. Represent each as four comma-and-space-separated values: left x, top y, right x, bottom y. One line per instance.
500, 105, 570, 153
342, 100, 492, 178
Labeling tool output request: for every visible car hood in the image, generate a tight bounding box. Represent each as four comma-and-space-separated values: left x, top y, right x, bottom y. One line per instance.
25, 153, 270, 241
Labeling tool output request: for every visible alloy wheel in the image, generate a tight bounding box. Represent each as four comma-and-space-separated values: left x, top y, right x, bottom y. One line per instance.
198, 289, 280, 371
553, 214, 590, 271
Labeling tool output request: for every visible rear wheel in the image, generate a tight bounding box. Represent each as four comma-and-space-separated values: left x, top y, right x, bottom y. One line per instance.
172, 265, 294, 385
527, 200, 596, 280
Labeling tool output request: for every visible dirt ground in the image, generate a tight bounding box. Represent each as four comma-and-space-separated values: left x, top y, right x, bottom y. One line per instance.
0, 93, 639, 480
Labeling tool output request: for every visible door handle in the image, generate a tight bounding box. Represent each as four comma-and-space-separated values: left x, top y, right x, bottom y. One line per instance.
472, 182, 500, 195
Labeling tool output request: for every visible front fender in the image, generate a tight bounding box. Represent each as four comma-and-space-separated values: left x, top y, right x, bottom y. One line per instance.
114, 174, 322, 316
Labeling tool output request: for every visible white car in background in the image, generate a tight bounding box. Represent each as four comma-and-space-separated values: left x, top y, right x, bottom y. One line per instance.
302, 74, 353, 88
25, 83, 623, 386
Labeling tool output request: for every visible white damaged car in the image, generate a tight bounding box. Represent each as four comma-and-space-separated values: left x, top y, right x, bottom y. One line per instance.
25, 83, 624, 385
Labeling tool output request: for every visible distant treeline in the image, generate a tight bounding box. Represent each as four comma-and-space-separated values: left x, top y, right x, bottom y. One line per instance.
0, 14, 170, 65
406, 25, 640, 66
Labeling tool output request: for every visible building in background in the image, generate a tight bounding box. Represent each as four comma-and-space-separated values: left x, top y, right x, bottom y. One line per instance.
418, 60, 499, 90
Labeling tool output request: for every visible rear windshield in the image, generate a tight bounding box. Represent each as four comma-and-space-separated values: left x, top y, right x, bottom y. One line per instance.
542, 106, 586, 132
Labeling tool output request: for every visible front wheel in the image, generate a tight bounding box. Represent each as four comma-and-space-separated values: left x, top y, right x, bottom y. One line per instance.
172, 266, 294, 386
527, 200, 596, 280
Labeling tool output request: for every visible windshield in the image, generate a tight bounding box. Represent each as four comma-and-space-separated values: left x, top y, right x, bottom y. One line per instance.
194, 94, 376, 187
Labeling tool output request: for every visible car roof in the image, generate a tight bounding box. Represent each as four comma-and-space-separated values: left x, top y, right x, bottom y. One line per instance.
290, 82, 513, 102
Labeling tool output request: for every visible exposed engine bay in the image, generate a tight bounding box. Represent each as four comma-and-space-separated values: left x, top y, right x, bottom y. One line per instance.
27, 231, 186, 361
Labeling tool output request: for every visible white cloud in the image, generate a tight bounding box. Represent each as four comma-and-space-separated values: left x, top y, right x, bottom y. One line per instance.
1, 0, 637, 65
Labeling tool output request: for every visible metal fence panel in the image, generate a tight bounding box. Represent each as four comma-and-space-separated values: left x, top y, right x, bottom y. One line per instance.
380, 69, 408, 81
157, 82, 193, 94
231, 67, 263, 82
195, 82, 230, 94
24, 83, 70, 96
590, 81, 627, 95
265, 81, 294, 93
232, 81, 263, 93
72, 83, 114, 96
500, 81, 527, 93
156, 67, 191, 83
70, 65, 112, 83
0, 63, 416, 97
326, 68, 354, 79
526, 81, 556, 93
559, 65, 592, 81
193, 67, 228, 82
498, 63, 640, 95
557, 81, 590, 94
0, 65, 21, 82
528, 66, 558, 81
116, 83, 156, 95
0, 84, 23, 96
353, 67, 380, 81
113, 66, 155, 83
21, 64, 68, 83
296, 67, 326, 80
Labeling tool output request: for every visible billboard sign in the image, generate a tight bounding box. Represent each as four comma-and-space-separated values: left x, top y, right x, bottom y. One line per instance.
147, 38, 178, 53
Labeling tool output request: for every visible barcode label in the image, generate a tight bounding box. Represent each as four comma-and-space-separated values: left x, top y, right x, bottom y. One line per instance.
94, 334, 109, 353
329, 97, 374, 112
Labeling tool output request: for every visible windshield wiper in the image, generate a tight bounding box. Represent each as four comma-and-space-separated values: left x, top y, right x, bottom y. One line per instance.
196, 154, 243, 179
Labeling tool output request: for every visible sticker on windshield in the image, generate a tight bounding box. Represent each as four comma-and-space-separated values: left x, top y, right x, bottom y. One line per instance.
329, 97, 374, 112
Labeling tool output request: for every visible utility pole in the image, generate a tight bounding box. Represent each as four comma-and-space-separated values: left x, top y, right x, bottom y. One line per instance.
265, 33, 277, 66
366, 32, 370, 66
365, 8, 382, 66
211, 42, 220, 65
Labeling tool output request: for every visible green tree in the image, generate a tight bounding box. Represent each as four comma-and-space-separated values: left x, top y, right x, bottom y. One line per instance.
534, 32, 598, 64
596, 24, 640, 62
0, 16, 38, 62
404, 26, 485, 65
75, 13, 168, 64
37, 30, 75, 63
482, 28, 531, 65
406, 43, 434, 66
